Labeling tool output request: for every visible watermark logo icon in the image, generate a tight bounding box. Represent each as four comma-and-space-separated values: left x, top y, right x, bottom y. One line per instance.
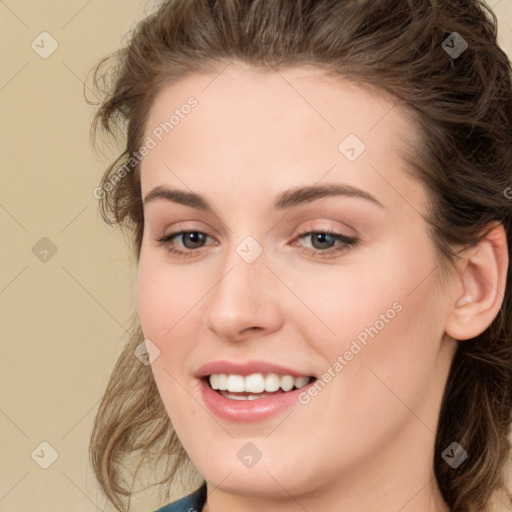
442, 442, 468, 469
32, 237, 58, 263
338, 134, 366, 162
442, 32, 468, 59
134, 339, 161, 365
236, 236, 263, 264
31, 32, 59, 59
237, 442, 262, 468
31, 441, 59, 469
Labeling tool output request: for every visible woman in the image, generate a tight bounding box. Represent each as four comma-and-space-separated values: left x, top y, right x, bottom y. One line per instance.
88, 1, 512, 511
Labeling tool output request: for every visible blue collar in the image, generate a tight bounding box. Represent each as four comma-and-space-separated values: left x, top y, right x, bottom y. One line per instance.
154, 482, 207, 512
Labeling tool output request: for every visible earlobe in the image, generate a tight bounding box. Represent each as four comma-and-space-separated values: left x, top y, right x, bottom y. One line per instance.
445, 223, 508, 341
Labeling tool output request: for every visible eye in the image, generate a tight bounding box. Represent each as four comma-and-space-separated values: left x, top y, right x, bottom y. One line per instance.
156, 231, 213, 258
156, 229, 358, 259
292, 229, 358, 259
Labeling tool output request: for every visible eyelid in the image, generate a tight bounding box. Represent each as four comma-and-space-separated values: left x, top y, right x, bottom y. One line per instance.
156, 219, 354, 243
293, 219, 357, 237
156, 225, 359, 260
157, 220, 215, 238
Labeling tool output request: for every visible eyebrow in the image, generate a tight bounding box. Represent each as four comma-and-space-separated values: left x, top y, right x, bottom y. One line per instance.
143, 183, 385, 211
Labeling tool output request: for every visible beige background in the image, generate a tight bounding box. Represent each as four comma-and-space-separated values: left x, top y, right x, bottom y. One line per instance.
1, 1, 511, 511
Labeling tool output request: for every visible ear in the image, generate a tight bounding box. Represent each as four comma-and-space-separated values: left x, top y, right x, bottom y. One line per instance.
445, 223, 509, 341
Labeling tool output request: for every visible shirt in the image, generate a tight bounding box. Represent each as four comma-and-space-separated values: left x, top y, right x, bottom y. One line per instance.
154, 482, 207, 512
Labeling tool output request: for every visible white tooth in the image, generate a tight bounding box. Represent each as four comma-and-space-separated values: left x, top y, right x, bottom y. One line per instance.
245, 373, 265, 393
222, 392, 248, 400
227, 374, 245, 392
217, 374, 228, 391
264, 373, 280, 392
210, 374, 219, 390
280, 375, 295, 392
294, 376, 310, 389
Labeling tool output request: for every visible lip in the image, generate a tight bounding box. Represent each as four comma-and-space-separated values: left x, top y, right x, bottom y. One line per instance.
195, 360, 313, 379
196, 360, 316, 423
199, 377, 316, 423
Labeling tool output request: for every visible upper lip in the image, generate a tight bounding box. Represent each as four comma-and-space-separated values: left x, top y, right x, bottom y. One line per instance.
195, 360, 314, 379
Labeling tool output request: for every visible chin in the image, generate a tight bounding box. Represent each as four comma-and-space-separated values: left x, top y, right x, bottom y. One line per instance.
192, 448, 319, 499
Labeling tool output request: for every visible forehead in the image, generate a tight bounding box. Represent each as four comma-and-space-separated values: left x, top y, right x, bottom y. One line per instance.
140, 63, 425, 212
143, 63, 409, 143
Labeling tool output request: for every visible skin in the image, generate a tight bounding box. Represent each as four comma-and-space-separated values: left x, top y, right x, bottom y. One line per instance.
136, 63, 508, 512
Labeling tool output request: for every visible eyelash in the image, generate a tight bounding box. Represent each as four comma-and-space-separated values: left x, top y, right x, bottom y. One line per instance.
156, 228, 358, 259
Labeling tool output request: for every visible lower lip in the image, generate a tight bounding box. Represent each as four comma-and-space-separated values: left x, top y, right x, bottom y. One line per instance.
199, 378, 313, 422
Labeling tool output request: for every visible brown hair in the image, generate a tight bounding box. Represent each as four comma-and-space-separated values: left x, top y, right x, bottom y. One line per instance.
88, 1, 512, 511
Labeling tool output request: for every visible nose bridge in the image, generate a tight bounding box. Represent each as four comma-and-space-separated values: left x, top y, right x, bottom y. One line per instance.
204, 233, 280, 339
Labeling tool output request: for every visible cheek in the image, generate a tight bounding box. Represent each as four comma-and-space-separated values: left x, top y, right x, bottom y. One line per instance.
137, 251, 189, 341
291, 240, 435, 352
324, 278, 445, 442
137, 253, 204, 380
137, 261, 164, 339
137, 257, 199, 417
305, 237, 445, 399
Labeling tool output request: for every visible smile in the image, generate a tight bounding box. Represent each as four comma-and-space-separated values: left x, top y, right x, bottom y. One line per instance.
207, 373, 313, 400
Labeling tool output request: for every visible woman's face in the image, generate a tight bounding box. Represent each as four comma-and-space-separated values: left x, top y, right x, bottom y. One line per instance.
137, 64, 457, 507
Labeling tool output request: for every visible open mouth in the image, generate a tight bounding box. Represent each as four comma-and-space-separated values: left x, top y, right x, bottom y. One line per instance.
205, 373, 316, 401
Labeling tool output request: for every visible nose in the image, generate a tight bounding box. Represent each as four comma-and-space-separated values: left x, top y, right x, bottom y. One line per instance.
204, 242, 283, 343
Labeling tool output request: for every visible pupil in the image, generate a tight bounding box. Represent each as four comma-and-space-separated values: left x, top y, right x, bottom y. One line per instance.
313, 233, 334, 249
185, 232, 204, 248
